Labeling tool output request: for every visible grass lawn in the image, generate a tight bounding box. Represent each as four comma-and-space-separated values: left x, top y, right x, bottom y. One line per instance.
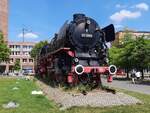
0, 77, 58, 113
0, 77, 150, 113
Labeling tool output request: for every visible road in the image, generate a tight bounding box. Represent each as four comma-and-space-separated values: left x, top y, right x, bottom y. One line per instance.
102, 77, 150, 95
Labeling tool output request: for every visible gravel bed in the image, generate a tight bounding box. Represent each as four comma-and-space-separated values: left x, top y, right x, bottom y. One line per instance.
36, 80, 142, 110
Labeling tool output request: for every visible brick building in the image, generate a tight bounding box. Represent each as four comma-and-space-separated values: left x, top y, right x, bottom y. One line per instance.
113, 30, 150, 46
8, 42, 35, 73
0, 42, 35, 73
0, 0, 8, 42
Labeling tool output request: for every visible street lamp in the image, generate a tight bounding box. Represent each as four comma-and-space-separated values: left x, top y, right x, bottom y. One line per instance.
22, 28, 32, 42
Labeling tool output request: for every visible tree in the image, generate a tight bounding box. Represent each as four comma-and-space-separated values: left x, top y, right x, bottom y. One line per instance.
31, 40, 48, 59
109, 31, 134, 78
144, 39, 150, 67
109, 32, 150, 78
13, 59, 21, 71
131, 36, 150, 78
0, 32, 10, 62
109, 46, 122, 66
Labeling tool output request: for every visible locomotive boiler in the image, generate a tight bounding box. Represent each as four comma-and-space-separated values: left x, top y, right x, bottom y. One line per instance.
36, 14, 117, 86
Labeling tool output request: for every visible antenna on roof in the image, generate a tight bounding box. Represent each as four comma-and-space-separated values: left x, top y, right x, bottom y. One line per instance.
22, 28, 32, 42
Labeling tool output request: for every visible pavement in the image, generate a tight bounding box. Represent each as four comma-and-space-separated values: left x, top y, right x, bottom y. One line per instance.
102, 77, 150, 95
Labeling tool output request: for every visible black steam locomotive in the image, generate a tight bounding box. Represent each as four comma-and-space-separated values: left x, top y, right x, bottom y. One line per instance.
35, 14, 117, 86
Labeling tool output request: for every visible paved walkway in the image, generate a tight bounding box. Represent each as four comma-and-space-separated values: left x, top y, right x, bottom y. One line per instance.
102, 78, 150, 95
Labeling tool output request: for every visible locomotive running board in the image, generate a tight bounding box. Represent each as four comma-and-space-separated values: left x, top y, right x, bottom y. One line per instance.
47, 47, 71, 56
71, 66, 109, 74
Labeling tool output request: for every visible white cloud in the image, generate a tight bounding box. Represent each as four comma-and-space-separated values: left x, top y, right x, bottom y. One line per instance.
135, 3, 149, 11
110, 9, 141, 23
18, 32, 39, 39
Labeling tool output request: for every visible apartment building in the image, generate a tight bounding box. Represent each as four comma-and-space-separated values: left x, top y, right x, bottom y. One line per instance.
113, 30, 150, 46
1, 42, 35, 73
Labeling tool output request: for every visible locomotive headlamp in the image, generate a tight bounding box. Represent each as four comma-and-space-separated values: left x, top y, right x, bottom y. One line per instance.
87, 20, 91, 25
108, 65, 117, 75
75, 64, 84, 75
74, 58, 79, 63
85, 19, 91, 33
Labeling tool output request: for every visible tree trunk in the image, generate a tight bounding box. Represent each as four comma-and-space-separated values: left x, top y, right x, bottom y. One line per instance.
141, 69, 144, 79
126, 68, 129, 79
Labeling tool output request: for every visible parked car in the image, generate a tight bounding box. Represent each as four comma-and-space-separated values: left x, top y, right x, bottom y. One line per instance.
2, 72, 8, 76
8, 72, 15, 76
116, 69, 126, 76
22, 70, 28, 75
14, 71, 20, 76
23, 70, 34, 76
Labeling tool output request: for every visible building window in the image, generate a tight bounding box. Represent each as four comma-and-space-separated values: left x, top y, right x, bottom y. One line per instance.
23, 52, 25, 55
11, 52, 14, 55
23, 59, 27, 63
29, 59, 33, 63
23, 51, 29, 55
10, 58, 13, 63
9, 45, 14, 48
23, 45, 27, 49
29, 45, 33, 49
16, 45, 20, 49
15, 51, 20, 55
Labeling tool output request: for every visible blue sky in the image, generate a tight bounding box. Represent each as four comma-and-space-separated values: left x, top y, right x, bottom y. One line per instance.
9, 0, 150, 42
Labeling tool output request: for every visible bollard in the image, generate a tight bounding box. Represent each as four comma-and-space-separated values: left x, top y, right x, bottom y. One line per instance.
68, 75, 73, 83
107, 75, 113, 82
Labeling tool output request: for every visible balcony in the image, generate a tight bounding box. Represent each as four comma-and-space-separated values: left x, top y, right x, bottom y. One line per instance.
11, 48, 21, 51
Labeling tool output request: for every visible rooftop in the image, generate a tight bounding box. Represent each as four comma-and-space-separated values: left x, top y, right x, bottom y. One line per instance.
8, 41, 36, 45
117, 30, 150, 34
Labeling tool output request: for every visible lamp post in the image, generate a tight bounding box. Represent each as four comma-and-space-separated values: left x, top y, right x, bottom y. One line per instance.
22, 28, 29, 42
21, 28, 29, 73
